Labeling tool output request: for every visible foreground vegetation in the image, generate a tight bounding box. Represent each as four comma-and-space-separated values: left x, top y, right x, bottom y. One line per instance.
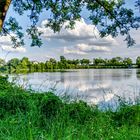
1, 56, 140, 73
0, 76, 139, 139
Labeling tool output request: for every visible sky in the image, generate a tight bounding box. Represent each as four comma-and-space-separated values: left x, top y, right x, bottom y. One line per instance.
0, 0, 140, 62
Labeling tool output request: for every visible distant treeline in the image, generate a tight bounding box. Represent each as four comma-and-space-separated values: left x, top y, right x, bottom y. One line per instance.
1, 56, 140, 73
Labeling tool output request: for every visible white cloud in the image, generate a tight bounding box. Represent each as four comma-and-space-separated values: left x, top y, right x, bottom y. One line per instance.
1, 45, 26, 53
64, 47, 87, 55
64, 43, 111, 55
0, 35, 26, 53
38, 18, 117, 46
38, 18, 99, 41
88, 36, 118, 47
0, 35, 11, 43
38, 18, 117, 56
76, 44, 111, 53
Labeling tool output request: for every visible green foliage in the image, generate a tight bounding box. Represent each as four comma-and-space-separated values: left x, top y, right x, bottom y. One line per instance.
136, 56, 140, 67
0, 93, 29, 118
7, 58, 20, 72
123, 57, 132, 66
112, 105, 140, 126
93, 58, 106, 65
4, 17, 24, 48
0, 56, 137, 74
80, 59, 90, 66
0, 75, 12, 90
93, 57, 133, 67
39, 92, 63, 119
0, 76, 29, 118
1, 0, 140, 47
0, 76, 139, 139
66, 101, 97, 124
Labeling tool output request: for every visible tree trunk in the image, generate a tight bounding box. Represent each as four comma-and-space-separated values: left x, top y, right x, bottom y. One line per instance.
0, 0, 11, 30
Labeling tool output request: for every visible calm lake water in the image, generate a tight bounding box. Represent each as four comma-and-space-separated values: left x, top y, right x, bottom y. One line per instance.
10, 69, 140, 106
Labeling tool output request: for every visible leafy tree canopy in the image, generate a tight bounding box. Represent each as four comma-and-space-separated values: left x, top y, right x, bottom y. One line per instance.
0, 0, 140, 48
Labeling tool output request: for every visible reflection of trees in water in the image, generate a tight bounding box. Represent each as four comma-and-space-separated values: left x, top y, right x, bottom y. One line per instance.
60, 72, 65, 83
136, 69, 140, 80
60, 70, 93, 82
123, 69, 132, 79
93, 69, 132, 81
110, 71, 122, 81
110, 69, 132, 81
49, 69, 133, 92
59, 69, 133, 83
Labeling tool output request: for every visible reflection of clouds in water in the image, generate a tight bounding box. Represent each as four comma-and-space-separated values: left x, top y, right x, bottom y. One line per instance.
8, 69, 140, 106
104, 93, 115, 102
63, 81, 111, 92
89, 93, 115, 105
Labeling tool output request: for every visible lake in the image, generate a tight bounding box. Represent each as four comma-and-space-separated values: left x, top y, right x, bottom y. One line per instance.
10, 69, 140, 107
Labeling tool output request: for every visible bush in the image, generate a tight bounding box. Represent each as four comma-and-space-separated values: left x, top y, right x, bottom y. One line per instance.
0, 76, 11, 90
0, 93, 29, 118
39, 92, 63, 119
0, 76, 29, 118
66, 101, 97, 124
112, 105, 140, 126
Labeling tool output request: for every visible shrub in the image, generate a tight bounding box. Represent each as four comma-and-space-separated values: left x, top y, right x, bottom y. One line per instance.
112, 105, 140, 126
39, 92, 63, 119
0, 76, 12, 90
0, 93, 29, 118
66, 101, 97, 124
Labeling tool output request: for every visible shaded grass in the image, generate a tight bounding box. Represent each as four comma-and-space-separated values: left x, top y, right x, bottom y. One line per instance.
0, 76, 139, 140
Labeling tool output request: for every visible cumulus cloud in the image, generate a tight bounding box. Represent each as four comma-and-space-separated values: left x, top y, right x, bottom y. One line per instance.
0, 35, 11, 43
38, 18, 117, 45
38, 18, 99, 41
76, 44, 111, 53
64, 47, 87, 55
64, 43, 111, 55
0, 35, 26, 53
88, 36, 118, 47
38, 18, 117, 56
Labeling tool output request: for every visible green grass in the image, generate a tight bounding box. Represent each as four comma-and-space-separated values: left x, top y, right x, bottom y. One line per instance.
0, 76, 139, 140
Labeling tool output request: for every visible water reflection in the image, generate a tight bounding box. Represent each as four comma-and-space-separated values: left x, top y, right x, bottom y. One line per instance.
136, 69, 140, 80
10, 69, 140, 105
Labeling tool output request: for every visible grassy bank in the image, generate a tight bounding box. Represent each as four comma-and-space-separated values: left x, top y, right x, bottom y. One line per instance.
0, 76, 140, 140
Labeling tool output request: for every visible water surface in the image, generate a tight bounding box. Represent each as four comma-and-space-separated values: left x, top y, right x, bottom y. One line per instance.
10, 69, 140, 106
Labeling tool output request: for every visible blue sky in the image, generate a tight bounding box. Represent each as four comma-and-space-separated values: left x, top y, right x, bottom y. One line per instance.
0, 0, 140, 62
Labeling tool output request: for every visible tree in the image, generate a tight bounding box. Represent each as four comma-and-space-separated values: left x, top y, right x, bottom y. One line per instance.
0, 58, 6, 72
59, 56, 67, 68
0, 0, 140, 48
7, 58, 20, 72
49, 58, 57, 64
0, 58, 5, 67
123, 57, 132, 66
60, 56, 66, 63
93, 58, 105, 65
7, 58, 20, 68
136, 56, 140, 67
110, 57, 123, 66
19, 57, 30, 70
72, 59, 80, 65
80, 59, 90, 65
